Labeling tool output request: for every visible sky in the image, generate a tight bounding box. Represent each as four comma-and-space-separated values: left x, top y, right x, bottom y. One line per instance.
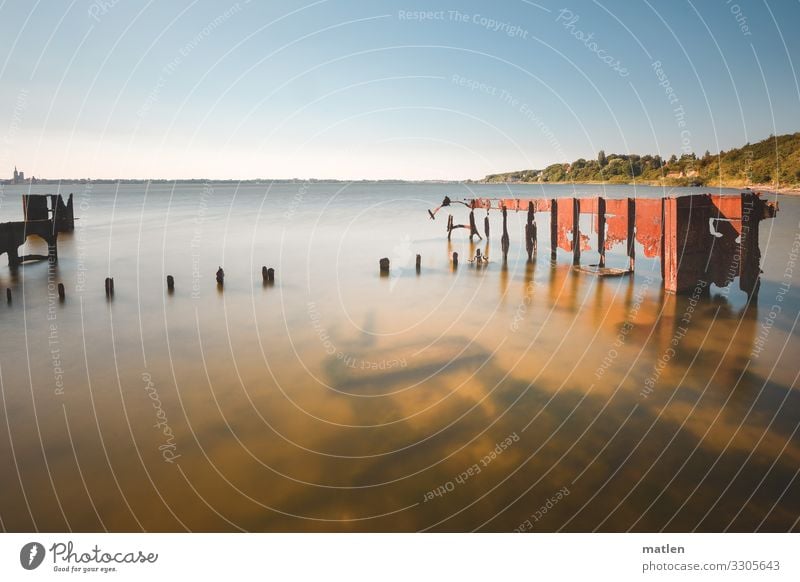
0, 0, 799, 180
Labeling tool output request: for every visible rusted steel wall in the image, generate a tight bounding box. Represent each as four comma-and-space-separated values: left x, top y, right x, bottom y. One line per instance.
459, 193, 776, 295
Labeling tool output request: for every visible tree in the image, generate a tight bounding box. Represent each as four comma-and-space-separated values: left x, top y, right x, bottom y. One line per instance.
598, 150, 607, 167
668, 154, 678, 165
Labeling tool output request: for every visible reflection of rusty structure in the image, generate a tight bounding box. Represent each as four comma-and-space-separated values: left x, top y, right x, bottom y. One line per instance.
0, 194, 74, 266
430, 193, 777, 296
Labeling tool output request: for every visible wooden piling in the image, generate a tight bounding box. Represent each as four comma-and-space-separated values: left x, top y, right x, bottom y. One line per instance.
447, 214, 454, 241
379, 258, 390, 273
484, 215, 490, 239
105, 277, 114, 296
598, 197, 606, 268
525, 201, 536, 261
216, 267, 224, 285
415, 254, 421, 273
627, 198, 636, 271
452, 252, 458, 268
58, 283, 65, 301
572, 198, 581, 266
501, 205, 509, 261
167, 275, 175, 291
550, 199, 558, 262
266, 268, 275, 283
6, 288, 10, 304
262, 266, 268, 281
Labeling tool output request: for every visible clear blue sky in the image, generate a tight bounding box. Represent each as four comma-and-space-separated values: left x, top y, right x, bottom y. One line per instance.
1, 0, 798, 180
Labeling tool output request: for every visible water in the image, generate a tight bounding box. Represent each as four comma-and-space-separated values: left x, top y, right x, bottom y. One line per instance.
0, 182, 798, 532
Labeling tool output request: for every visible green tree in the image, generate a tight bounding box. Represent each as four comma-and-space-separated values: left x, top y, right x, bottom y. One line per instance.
598, 150, 607, 167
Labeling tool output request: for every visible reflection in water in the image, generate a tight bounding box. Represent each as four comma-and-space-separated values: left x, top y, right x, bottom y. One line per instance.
0, 183, 797, 532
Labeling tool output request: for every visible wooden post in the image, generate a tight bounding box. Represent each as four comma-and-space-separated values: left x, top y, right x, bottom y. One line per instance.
550, 198, 557, 262
525, 201, 537, 261
484, 214, 490, 239
627, 198, 636, 271
415, 254, 421, 273
58, 283, 65, 301
105, 277, 114, 296
452, 252, 458, 268
598, 197, 606, 268
167, 275, 175, 291
572, 198, 581, 266
379, 258, 390, 274
266, 268, 275, 283
501, 205, 509, 261
447, 214, 454, 241
469, 210, 481, 240
739, 192, 761, 297
6, 288, 11, 304
216, 267, 224, 286
262, 266, 268, 281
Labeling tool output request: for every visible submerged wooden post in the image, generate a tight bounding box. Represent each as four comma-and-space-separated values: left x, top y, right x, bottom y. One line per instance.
452, 252, 458, 268
379, 258, 390, 274
627, 198, 636, 271
266, 268, 275, 283
572, 198, 581, 266
105, 277, 114, 296
484, 214, 490, 239
501, 205, 509, 261
167, 275, 175, 291
57, 283, 65, 301
525, 201, 536, 261
550, 198, 558, 262
415, 254, 421, 273
6, 288, 11, 304
216, 267, 224, 286
447, 214, 454, 241
469, 210, 481, 240
597, 197, 606, 268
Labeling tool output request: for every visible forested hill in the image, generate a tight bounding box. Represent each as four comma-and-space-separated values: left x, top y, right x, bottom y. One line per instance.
483, 132, 800, 189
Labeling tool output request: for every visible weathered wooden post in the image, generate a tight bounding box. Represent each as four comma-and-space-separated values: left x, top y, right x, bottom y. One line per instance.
597, 197, 606, 268
167, 275, 175, 292
572, 198, 581, 266
447, 214, 454, 241
415, 254, 421, 273
266, 268, 275, 283
501, 205, 509, 261
740, 192, 762, 297
379, 258, 390, 274
550, 198, 558, 263
105, 277, 114, 296
6, 288, 11, 304
525, 201, 536, 262
627, 198, 636, 271
216, 267, 224, 286
452, 252, 459, 268
57, 283, 65, 301
262, 266, 268, 281
484, 214, 490, 239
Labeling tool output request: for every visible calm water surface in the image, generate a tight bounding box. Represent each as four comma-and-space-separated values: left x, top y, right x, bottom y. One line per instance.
0, 182, 798, 531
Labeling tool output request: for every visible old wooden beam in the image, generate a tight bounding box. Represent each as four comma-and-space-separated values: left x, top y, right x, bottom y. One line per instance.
550, 198, 558, 262
572, 198, 581, 266
216, 267, 224, 286
58, 283, 65, 301
627, 198, 636, 271
597, 197, 606, 268
167, 275, 175, 292
501, 205, 509, 261
379, 258, 390, 274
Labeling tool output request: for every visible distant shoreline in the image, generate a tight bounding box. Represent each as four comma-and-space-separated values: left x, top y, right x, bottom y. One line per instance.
2, 178, 798, 196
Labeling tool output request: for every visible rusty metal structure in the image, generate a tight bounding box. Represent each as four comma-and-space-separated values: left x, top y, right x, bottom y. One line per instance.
0, 194, 74, 266
429, 193, 777, 296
